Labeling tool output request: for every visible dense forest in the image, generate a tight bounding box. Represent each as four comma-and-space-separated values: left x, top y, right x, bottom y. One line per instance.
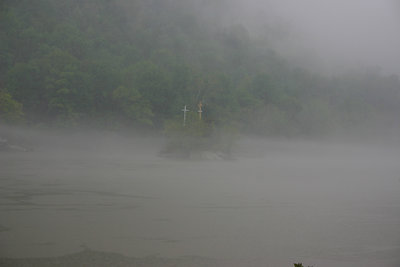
1, 0, 400, 137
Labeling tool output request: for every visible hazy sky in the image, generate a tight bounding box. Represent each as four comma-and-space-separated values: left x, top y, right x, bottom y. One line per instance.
235, 0, 400, 75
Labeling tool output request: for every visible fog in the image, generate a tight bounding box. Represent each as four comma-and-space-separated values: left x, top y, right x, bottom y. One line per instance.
217, 0, 400, 75
1, 128, 400, 266
1, 0, 400, 266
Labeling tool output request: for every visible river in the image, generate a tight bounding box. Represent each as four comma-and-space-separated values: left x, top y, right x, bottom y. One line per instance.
0, 133, 399, 266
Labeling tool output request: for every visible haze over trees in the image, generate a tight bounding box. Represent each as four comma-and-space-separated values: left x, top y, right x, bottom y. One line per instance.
1, 0, 400, 137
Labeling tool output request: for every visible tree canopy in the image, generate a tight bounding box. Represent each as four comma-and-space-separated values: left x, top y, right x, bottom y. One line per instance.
1, 0, 399, 136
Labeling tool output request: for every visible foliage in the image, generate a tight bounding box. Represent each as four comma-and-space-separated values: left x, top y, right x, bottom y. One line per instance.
112, 85, 153, 127
0, 90, 24, 123
1, 0, 400, 136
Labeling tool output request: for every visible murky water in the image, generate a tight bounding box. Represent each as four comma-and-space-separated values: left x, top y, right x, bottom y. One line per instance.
0, 136, 399, 266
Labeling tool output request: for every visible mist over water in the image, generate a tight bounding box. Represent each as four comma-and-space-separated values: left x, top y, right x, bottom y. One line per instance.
1, 0, 400, 266
0, 130, 399, 267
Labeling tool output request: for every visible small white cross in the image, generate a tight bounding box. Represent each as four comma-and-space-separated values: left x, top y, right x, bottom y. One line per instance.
182, 105, 189, 126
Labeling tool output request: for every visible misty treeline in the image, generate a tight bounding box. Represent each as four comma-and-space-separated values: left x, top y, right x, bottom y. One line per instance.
1, 0, 400, 137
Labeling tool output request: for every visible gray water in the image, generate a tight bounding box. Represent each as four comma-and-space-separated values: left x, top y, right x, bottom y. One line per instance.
0, 134, 399, 266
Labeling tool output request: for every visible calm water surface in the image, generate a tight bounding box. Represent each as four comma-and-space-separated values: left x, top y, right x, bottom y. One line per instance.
0, 136, 399, 266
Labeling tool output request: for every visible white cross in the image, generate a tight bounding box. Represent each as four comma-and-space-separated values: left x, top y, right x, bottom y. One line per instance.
182, 105, 189, 126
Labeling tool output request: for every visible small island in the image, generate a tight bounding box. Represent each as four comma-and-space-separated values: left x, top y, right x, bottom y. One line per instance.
161, 103, 237, 160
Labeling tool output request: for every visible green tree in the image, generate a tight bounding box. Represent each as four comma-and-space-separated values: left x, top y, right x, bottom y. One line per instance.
111, 85, 153, 127
123, 61, 175, 126
0, 90, 24, 123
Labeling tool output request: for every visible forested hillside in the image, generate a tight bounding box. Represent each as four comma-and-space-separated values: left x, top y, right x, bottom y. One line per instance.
1, 0, 399, 136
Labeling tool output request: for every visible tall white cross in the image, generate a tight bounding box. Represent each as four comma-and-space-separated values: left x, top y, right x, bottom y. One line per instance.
182, 105, 189, 126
